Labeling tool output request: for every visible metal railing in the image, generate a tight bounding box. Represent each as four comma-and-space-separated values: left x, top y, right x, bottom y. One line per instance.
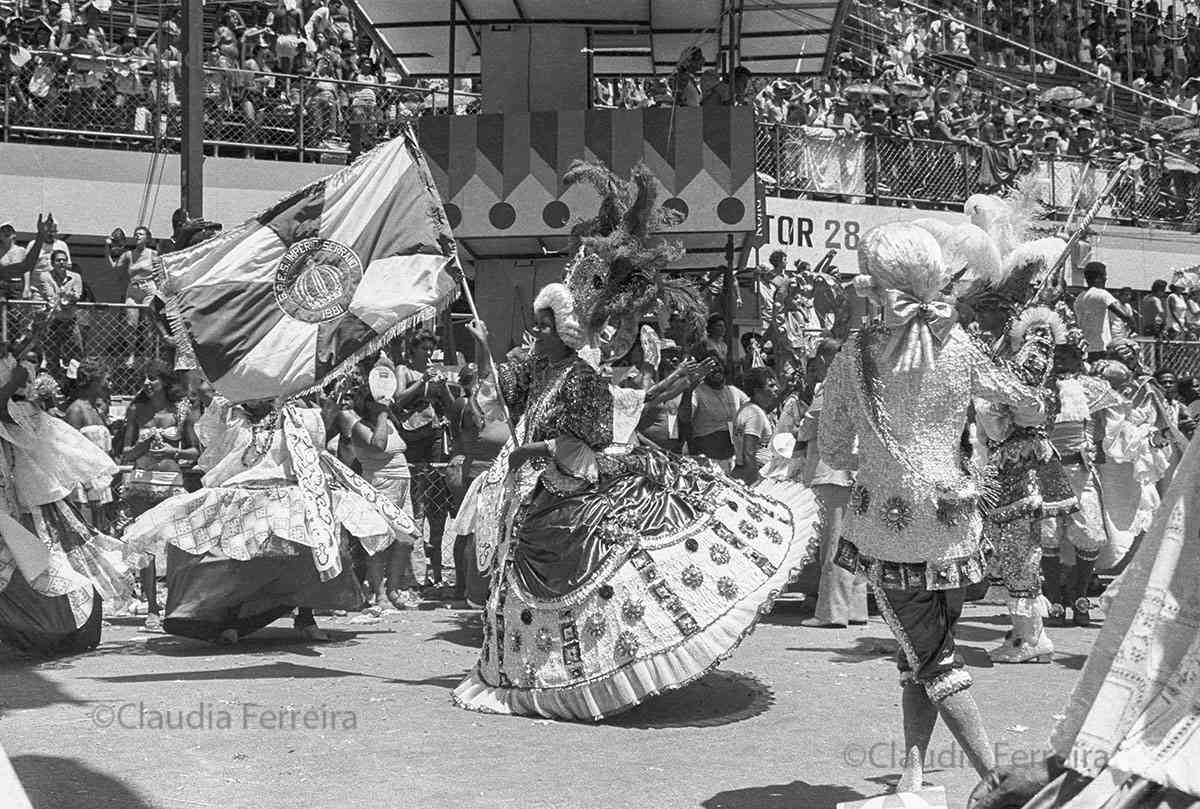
756, 123, 1200, 228
1, 300, 172, 397
2, 50, 479, 160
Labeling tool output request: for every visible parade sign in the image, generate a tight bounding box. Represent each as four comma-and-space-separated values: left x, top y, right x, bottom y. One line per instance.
754, 198, 963, 271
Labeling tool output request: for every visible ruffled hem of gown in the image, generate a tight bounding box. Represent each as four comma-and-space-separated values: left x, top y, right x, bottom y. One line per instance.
0, 404, 118, 509
122, 484, 402, 563
451, 479, 818, 721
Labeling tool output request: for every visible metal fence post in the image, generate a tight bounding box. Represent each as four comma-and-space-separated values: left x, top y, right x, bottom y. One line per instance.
871, 134, 881, 204
2, 75, 8, 143
297, 75, 306, 162
773, 124, 782, 190
1, 301, 7, 345
961, 142, 971, 197
1047, 155, 1056, 209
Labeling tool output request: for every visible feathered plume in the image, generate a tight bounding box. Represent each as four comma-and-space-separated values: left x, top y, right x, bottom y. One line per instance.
561, 160, 686, 337
910, 218, 1003, 297
964, 177, 1046, 259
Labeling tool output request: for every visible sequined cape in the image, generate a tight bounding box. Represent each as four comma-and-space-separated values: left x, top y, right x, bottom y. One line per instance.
819, 324, 1045, 588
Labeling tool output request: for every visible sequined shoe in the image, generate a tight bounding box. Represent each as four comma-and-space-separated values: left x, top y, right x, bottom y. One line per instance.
987, 629, 1016, 659
1046, 603, 1067, 627
1072, 597, 1092, 627
989, 632, 1053, 663
990, 615, 1053, 663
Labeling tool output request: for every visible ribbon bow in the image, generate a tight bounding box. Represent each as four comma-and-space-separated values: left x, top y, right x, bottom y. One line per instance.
880, 290, 957, 373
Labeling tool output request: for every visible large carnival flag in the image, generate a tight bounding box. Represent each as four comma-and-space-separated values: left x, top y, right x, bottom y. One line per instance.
158, 130, 459, 403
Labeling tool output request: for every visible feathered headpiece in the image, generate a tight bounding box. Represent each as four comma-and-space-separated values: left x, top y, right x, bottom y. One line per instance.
557, 161, 694, 360
1009, 305, 1066, 352
909, 218, 1003, 299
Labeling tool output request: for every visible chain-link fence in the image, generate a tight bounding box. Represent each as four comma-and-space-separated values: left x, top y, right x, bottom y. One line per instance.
1141, 339, 1200, 379
758, 123, 1200, 229
1, 301, 173, 397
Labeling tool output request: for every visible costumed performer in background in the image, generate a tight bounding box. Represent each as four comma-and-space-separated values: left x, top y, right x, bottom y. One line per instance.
1040, 326, 1127, 628
1089, 339, 1168, 573
452, 162, 818, 722
970, 415, 1200, 809
121, 393, 418, 645
819, 222, 1047, 793
0, 330, 131, 656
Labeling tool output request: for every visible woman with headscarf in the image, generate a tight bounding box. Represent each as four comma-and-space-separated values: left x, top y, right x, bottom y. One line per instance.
819, 222, 1046, 793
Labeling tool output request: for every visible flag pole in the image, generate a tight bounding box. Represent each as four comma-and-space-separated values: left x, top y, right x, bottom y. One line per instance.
457, 275, 518, 440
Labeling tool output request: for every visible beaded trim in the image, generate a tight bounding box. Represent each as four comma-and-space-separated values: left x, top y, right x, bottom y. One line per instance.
834, 538, 986, 592
869, 583, 922, 678
629, 548, 700, 637
926, 668, 974, 702
559, 608, 584, 680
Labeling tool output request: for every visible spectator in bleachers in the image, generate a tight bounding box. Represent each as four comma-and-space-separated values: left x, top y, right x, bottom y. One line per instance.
23, 211, 68, 274
1141, 279, 1169, 335
106, 224, 157, 366
0, 217, 42, 298
28, 247, 83, 373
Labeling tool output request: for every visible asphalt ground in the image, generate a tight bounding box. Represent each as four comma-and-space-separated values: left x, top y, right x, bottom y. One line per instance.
0, 597, 1096, 809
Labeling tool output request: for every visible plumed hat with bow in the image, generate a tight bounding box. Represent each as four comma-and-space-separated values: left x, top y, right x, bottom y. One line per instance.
854, 222, 958, 373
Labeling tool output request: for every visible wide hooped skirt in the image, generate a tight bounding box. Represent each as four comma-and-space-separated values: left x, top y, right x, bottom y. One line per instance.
453, 451, 818, 721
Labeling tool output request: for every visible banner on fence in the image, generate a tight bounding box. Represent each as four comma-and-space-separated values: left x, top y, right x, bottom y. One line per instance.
775, 128, 868, 197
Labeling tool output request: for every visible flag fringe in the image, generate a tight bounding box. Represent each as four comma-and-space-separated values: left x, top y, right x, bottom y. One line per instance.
292, 283, 461, 400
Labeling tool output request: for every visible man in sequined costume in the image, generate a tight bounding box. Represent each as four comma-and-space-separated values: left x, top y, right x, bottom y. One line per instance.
819, 222, 1046, 794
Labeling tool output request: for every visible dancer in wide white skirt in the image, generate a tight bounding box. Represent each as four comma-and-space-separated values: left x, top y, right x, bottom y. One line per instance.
122, 396, 417, 644
451, 163, 818, 721
0, 355, 131, 655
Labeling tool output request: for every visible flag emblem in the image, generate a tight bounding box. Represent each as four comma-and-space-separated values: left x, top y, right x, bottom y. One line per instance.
274, 238, 363, 324
155, 130, 460, 403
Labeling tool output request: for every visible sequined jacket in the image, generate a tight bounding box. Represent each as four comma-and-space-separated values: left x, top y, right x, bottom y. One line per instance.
819, 325, 1045, 567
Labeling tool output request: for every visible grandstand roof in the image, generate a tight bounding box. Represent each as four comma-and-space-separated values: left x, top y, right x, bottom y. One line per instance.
356, 0, 842, 79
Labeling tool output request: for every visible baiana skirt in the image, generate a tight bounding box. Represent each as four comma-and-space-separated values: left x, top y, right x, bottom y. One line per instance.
453, 449, 818, 721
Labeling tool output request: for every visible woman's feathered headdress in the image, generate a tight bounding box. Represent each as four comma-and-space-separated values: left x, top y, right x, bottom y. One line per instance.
558, 161, 694, 358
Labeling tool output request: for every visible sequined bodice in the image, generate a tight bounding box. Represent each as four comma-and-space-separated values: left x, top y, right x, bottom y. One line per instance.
497, 356, 613, 450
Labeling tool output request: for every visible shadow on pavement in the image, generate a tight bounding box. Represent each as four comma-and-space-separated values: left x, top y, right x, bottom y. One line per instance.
0, 664, 83, 717
786, 634, 897, 662
424, 613, 484, 649
86, 660, 381, 684
387, 672, 470, 689
604, 669, 774, 730
702, 780, 867, 808
121, 627, 390, 658
11, 754, 154, 809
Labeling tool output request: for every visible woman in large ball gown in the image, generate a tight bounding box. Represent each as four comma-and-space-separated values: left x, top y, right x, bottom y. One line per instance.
451, 162, 817, 721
